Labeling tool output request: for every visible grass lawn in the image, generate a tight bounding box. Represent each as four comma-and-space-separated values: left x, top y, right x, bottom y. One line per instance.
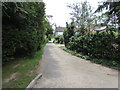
2, 44, 45, 88
63, 48, 120, 70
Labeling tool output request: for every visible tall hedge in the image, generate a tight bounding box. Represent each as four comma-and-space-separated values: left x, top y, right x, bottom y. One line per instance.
2, 2, 47, 62
65, 31, 120, 61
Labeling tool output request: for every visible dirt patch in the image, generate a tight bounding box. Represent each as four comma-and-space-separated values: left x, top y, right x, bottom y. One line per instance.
4, 72, 19, 83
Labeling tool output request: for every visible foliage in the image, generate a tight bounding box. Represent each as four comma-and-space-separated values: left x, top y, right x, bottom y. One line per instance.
45, 20, 53, 41
64, 1, 120, 63
63, 22, 75, 47
63, 48, 120, 69
2, 43, 45, 88
2, 2, 49, 62
67, 32, 119, 61
95, 1, 120, 30
53, 35, 64, 44
68, 1, 93, 34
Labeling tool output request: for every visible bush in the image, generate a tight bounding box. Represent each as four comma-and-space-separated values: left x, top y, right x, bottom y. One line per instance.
53, 35, 64, 44
2, 2, 47, 62
67, 31, 120, 61
63, 22, 75, 47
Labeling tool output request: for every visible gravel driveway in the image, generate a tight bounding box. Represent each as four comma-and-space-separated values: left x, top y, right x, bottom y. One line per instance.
33, 42, 118, 88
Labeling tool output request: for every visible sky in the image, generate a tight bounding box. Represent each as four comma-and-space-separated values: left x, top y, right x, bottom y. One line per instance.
43, 0, 103, 27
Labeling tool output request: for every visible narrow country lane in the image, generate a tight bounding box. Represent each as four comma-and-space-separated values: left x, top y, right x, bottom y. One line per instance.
33, 42, 118, 88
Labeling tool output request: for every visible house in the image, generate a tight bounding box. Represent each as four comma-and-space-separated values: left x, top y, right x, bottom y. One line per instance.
55, 27, 66, 36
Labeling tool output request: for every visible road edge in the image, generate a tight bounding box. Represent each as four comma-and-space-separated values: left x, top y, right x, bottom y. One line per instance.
26, 73, 42, 89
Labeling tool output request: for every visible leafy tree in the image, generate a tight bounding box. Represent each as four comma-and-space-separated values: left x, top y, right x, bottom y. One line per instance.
64, 1, 120, 61
2, 2, 50, 62
63, 22, 75, 47
68, 1, 93, 35
95, 1, 120, 30
45, 20, 53, 40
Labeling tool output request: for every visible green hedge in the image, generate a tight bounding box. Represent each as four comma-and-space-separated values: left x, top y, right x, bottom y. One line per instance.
64, 31, 120, 61
2, 2, 47, 62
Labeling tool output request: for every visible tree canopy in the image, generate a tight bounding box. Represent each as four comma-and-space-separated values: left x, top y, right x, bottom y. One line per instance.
2, 2, 53, 62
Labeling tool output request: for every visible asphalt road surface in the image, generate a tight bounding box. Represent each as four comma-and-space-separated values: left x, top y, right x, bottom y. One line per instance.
33, 42, 118, 88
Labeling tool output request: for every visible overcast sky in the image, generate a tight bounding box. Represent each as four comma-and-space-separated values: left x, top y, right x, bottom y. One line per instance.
43, 0, 103, 27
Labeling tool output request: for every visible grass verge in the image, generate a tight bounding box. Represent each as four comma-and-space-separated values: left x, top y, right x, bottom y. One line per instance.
63, 48, 120, 70
2, 44, 46, 88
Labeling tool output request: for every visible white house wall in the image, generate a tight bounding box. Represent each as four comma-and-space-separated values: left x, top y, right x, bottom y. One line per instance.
55, 32, 63, 35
